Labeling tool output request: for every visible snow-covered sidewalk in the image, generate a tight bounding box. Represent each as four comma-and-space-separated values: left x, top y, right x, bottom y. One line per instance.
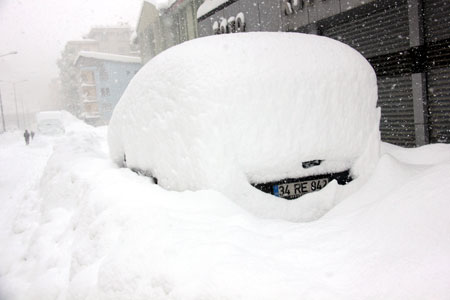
1, 122, 450, 300
0, 132, 54, 295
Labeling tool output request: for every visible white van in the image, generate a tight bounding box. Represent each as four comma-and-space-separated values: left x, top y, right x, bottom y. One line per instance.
36, 111, 65, 135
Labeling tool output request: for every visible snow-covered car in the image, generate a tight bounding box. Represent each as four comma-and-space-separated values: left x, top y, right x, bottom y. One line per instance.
108, 32, 380, 200
36, 111, 65, 135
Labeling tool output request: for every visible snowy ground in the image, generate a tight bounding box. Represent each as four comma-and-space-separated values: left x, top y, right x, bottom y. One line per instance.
1, 119, 450, 300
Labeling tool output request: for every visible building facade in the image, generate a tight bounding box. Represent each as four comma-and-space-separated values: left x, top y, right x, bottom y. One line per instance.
58, 26, 139, 120
197, 0, 450, 147
136, 0, 203, 64
75, 52, 141, 125
57, 40, 99, 117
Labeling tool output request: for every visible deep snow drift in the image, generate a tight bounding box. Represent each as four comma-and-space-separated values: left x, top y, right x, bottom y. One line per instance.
108, 33, 380, 221
1, 115, 450, 300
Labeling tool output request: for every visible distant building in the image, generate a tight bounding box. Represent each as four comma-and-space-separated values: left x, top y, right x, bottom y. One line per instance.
136, 0, 203, 64
74, 51, 141, 125
84, 26, 139, 56
45, 78, 63, 111
197, 0, 450, 147
58, 25, 139, 120
57, 40, 100, 117
63, 40, 100, 59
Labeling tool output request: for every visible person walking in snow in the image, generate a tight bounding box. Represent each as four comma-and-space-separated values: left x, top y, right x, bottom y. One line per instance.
24, 129, 30, 145
30, 131, 35, 140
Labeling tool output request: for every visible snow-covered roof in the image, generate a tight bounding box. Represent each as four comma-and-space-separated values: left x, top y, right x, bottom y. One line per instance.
197, 0, 229, 19
74, 51, 141, 65
144, 0, 177, 10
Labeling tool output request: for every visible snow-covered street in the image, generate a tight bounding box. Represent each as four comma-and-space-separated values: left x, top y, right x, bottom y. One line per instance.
1, 117, 450, 299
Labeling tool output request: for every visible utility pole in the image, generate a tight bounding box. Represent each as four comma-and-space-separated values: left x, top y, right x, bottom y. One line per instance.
12, 83, 20, 128
20, 86, 26, 128
0, 89, 5, 132
0, 50, 18, 131
0, 80, 28, 129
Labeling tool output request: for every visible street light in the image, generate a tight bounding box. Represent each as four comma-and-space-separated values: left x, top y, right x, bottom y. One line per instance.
0, 51, 18, 58
0, 80, 28, 129
13, 80, 28, 129
0, 51, 18, 132
0, 90, 5, 132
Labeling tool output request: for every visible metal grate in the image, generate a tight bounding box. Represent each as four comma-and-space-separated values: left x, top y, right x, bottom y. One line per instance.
424, 0, 450, 143
427, 68, 450, 143
377, 75, 416, 146
320, 0, 415, 147
321, 0, 410, 58
423, 0, 450, 43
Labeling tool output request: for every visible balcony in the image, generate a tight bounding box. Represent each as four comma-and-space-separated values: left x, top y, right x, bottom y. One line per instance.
82, 112, 100, 120
81, 82, 96, 87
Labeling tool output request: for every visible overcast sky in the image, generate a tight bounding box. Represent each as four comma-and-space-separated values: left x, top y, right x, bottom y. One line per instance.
0, 0, 145, 123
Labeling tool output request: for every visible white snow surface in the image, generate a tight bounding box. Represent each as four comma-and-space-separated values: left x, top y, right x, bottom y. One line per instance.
108, 32, 380, 220
1, 113, 450, 299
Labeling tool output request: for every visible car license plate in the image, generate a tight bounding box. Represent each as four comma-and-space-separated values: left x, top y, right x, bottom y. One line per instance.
273, 178, 329, 199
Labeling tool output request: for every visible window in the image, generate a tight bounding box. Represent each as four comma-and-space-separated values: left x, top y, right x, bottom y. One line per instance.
100, 69, 109, 81
101, 88, 110, 97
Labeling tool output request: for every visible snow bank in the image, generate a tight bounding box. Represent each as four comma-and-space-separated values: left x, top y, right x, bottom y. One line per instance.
1, 122, 450, 300
36, 110, 90, 136
108, 32, 380, 220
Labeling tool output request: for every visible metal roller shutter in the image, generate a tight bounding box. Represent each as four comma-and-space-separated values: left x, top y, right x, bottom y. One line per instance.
378, 76, 416, 146
320, 0, 415, 147
321, 1, 410, 57
424, 0, 450, 143
427, 68, 450, 143
423, 0, 450, 43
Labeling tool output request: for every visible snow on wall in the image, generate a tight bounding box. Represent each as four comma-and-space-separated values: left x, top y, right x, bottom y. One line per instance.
144, 0, 177, 10
108, 32, 380, 220
197, 0, 229, 19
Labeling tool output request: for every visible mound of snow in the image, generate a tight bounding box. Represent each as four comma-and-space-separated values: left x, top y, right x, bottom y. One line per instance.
1, 124, 450, 300
108, 32, 380, 220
